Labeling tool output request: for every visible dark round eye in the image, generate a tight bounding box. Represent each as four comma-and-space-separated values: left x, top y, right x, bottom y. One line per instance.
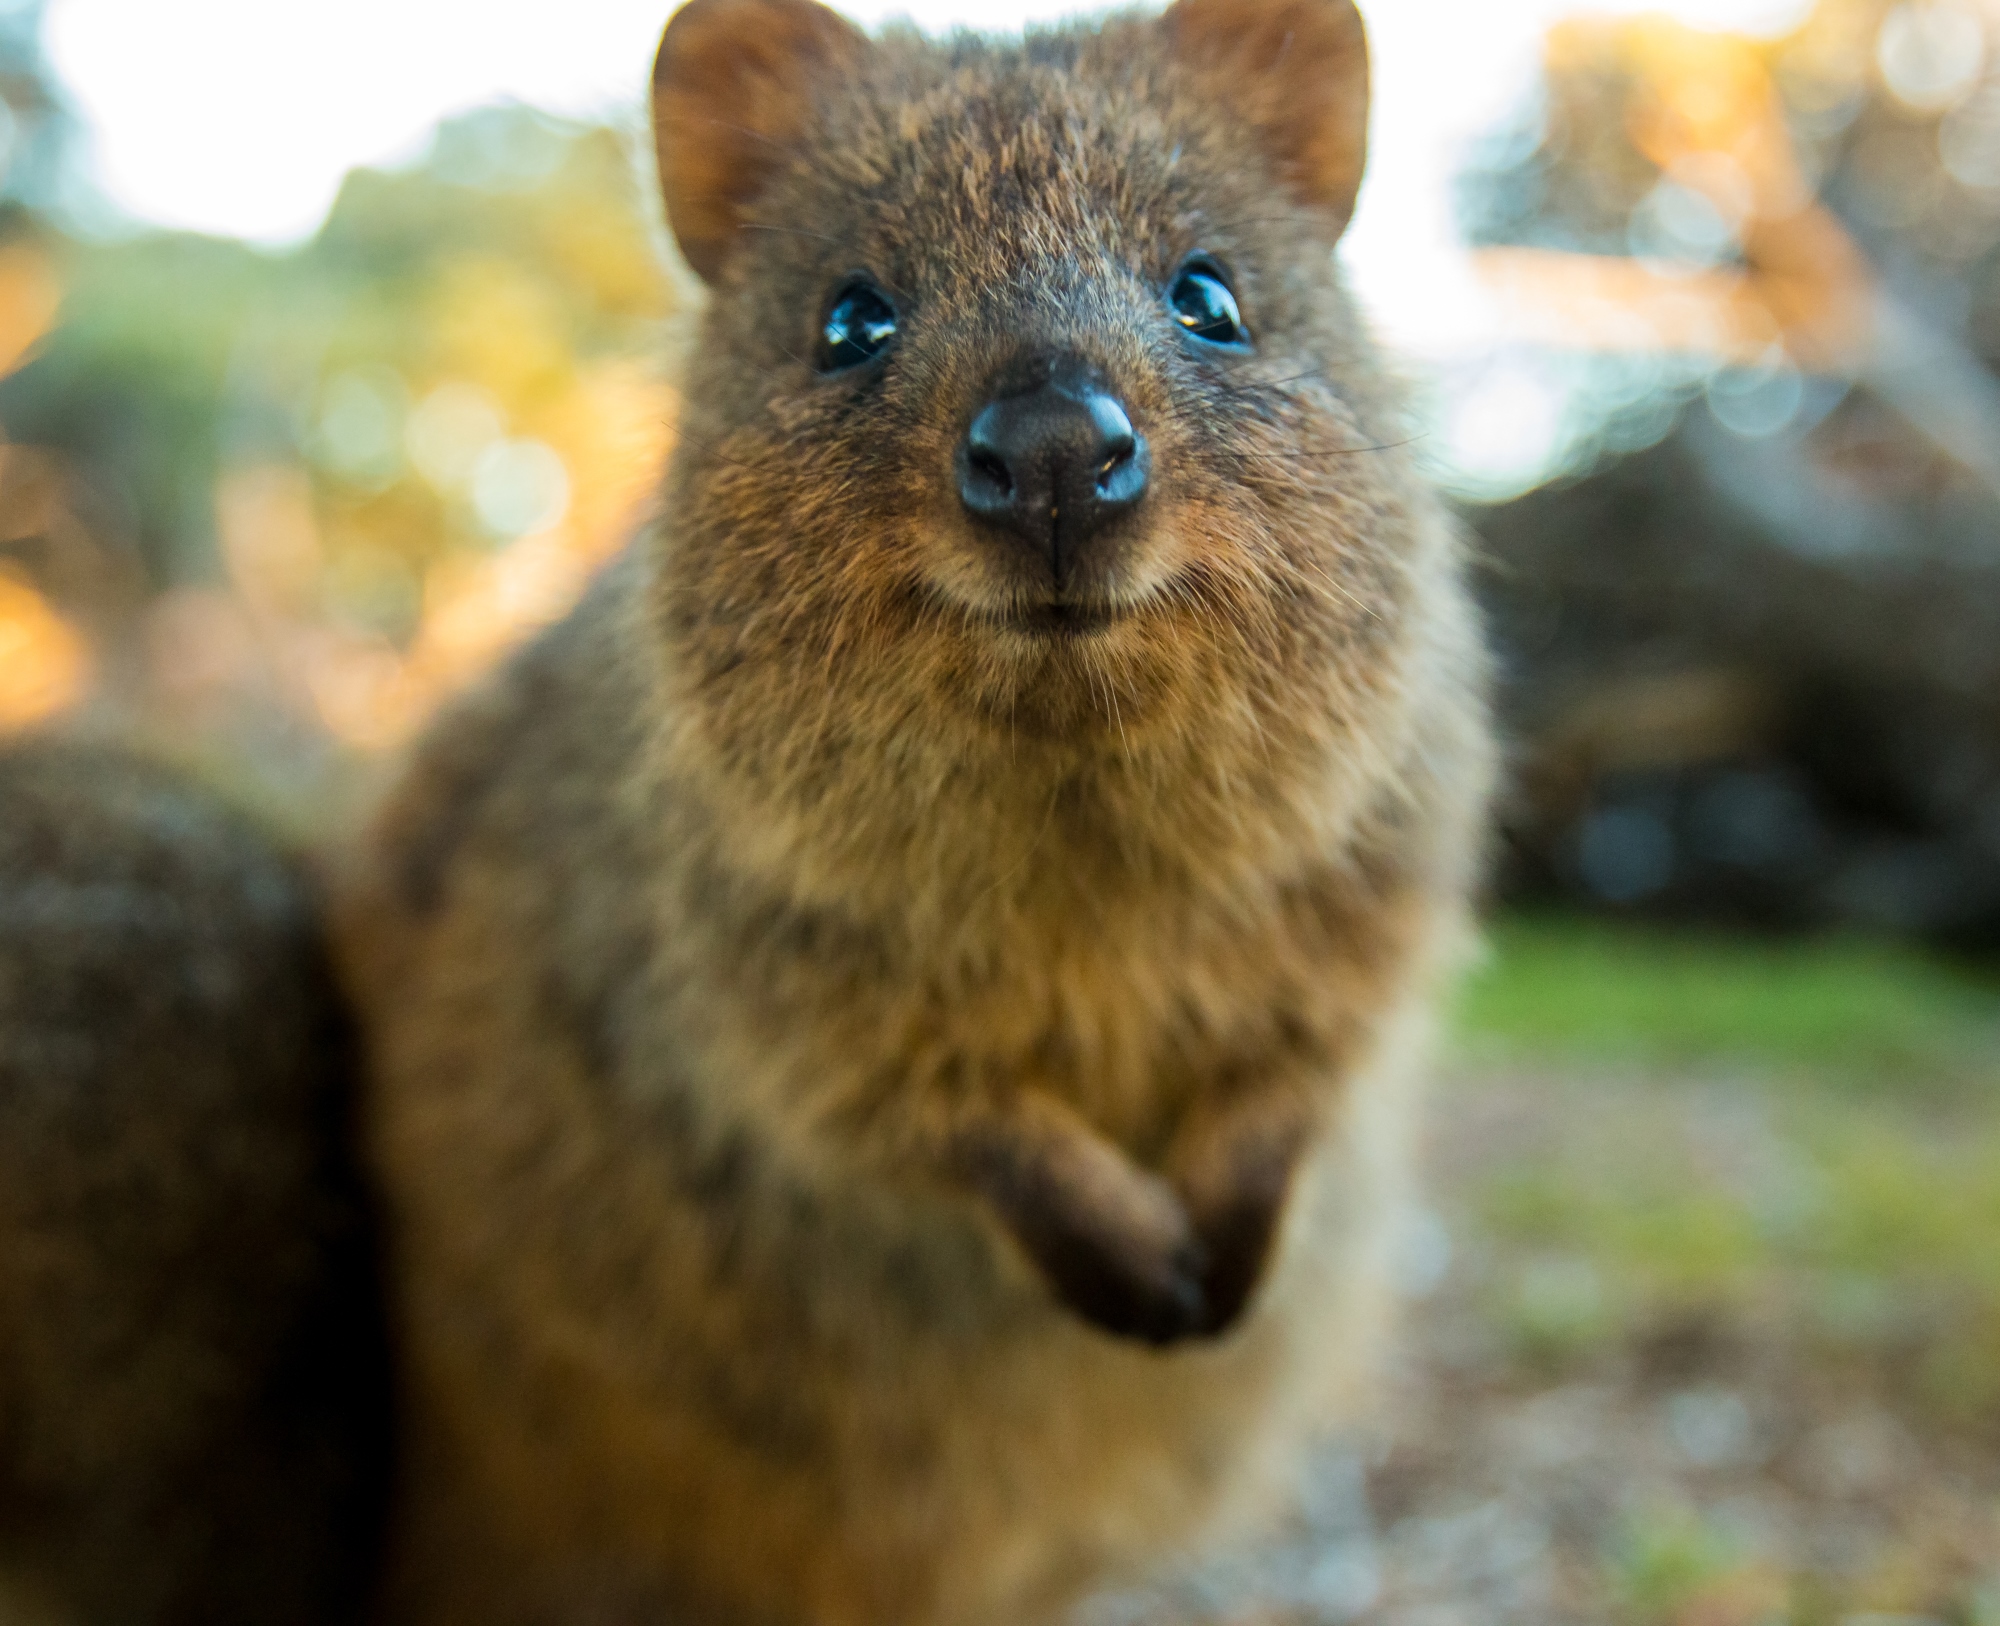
819, 280, 899, 371
1168, 260, 1249, 348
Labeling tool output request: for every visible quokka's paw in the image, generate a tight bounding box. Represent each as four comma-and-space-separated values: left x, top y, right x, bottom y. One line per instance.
952, 1093, 1215, 1345
1169, 1087, 1316, 1338
1025, 1186, 1211, 1346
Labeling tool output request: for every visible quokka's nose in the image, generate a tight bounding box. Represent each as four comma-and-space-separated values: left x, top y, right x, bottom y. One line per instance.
956, 354, 1150, 587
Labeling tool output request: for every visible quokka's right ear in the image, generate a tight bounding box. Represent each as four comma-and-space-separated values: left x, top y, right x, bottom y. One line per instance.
652, 0, 867, 284
1160, 0, 1371, 235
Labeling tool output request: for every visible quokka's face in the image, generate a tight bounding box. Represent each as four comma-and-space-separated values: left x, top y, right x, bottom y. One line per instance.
653, 0, 1422, 747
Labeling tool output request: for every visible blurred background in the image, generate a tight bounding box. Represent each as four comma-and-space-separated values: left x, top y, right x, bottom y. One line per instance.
2, 0, 1997, 1618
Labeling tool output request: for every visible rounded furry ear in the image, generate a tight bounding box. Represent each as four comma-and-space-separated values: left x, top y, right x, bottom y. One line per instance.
652, 0, 867, 283
1160, 0, 1370, 232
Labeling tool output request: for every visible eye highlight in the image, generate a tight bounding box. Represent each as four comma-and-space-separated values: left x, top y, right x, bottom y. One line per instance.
819, 280, 899, 371
1168, 259, 1250, 349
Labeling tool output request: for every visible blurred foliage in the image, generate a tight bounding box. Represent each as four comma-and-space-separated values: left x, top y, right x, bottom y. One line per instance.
1458, 0, 2000, 948
0, 0, 72, 219
0, 99, 680, 791
1459, 0, 2000, 355
1, 230, 266, 586
8, 103, 674, 590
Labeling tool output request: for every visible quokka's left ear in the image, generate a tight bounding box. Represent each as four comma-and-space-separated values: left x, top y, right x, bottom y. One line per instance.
652, 0, 869, 284
1159, 0, 1371, 234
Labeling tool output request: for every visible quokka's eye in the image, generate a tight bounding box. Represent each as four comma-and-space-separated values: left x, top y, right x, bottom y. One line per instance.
819, 280, 899, 371
1168, 259, 1250, 349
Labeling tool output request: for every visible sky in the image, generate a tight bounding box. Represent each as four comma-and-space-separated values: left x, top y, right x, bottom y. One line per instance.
42, 0, 1820, 493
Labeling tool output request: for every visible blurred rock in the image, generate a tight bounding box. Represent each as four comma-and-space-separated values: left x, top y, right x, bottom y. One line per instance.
1470, 403, 2000, 948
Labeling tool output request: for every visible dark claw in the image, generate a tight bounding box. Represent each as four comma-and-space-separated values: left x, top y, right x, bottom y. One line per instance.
1037, 1229, 1211, 1346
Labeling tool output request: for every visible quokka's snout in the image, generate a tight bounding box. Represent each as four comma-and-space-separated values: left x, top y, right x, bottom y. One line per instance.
955, 349, 1152, 602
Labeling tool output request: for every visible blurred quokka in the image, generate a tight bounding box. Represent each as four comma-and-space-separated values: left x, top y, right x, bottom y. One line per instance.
0, 742, 391, 1626
339, 0, 1494, 1619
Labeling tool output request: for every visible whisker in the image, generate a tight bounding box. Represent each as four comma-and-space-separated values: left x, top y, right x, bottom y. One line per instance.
1193, 210, 1336, 236
678, 118, 791, 155
669, 436, 764, 475
1223, 435, 1425, 465
1210, 365, 1337, 392
739, 220, 846, 246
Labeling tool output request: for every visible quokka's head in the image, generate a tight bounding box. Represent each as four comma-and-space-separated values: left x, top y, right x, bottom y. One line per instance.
649, 0, 1443, 825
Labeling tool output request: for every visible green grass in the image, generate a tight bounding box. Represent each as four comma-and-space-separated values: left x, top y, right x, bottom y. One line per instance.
1606, 1503, 1772, 1626
1398, 918, 2000, 1621
1439, 916, 2000, 1424
1452, 916, 2000, 1084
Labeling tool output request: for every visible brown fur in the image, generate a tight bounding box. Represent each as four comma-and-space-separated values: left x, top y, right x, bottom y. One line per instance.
338, 1, 1495, 1621
0, 741, 391, 1626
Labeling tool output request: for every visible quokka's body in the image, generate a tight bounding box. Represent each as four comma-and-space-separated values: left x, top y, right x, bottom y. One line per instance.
338, 0, 1495, 1621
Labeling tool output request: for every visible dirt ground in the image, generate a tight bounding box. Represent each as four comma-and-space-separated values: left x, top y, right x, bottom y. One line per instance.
1086, 1062, 2000, 1626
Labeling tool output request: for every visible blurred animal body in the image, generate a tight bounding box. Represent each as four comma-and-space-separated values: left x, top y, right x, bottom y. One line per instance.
342, 0, 1492, 1620
0, 743, 390, 1626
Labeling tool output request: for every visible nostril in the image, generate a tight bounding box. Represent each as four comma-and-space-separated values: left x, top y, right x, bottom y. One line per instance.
1081, 394, 1145, 508
969, 446, 1013, 496
1095, 430, 1149, 508
960, 401, 1021, 520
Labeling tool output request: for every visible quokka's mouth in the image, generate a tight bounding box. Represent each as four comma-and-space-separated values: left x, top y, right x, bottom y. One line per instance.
910, 579, 1139, 641
1005, 601, 1125, 638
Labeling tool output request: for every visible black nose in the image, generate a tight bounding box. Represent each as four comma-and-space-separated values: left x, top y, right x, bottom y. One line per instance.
956, 355, 1150, 587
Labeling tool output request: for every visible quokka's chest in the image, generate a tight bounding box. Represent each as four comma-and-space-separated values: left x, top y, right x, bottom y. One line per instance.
643, 874, 1393, 1153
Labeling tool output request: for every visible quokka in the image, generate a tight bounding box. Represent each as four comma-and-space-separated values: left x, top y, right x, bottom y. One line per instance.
340, 0, 1493, 1618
